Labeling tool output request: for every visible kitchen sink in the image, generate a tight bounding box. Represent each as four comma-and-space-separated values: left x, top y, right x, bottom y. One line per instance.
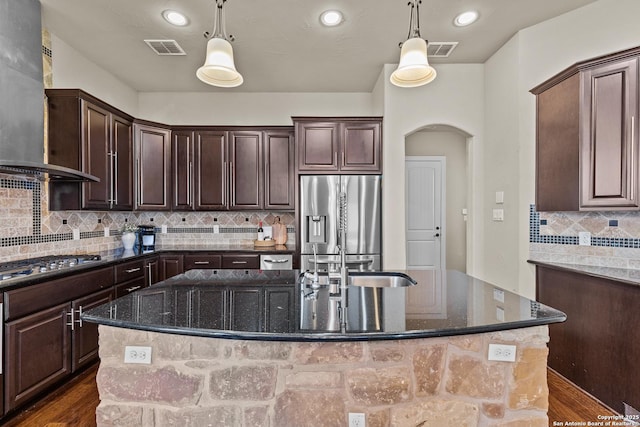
348, 272, 417, 288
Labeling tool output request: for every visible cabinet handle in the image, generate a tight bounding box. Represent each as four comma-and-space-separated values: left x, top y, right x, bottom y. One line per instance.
342, 151, 345, 167
334, 152, 338, 167
194, 261, 210, 265
230, 161, 235, 206
264, 259, 289, 263
108, 151, 115, 208
147, 263, 153, 286
125, 267, 141, 273
187, 161, 192, 206
223, 161, 227, 205
76, 306, 84, 328
66, 310, 75, 331
113, 151, 119, 207
631, 116, 636, 200
126, 285, 142, 293
137, 158, 141, 206
231, 260, 248, 264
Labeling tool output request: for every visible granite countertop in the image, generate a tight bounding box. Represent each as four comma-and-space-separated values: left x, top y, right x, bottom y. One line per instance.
528, 260, 640, 287
83, 269, 566, 342
0, 245, 295, 291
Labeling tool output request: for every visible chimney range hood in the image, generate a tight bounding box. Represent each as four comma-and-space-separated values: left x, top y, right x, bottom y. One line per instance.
0, 0, 99, 183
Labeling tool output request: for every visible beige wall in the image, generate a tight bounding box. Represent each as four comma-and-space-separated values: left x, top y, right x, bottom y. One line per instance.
405, 130, 468, 272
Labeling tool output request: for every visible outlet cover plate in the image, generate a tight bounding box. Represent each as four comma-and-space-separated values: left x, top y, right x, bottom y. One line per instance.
349, 413, 366, 427
578, 231, 591, 246
124, 346, 152, 364
488, 344, 516, 362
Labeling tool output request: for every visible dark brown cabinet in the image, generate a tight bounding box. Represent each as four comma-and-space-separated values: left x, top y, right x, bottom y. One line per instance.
170, 128, 292, 211
264, 130, 295, 210
160, 254, 184, 280
229, 288, 261, 331
134, 123, 171, 211
3, 266, 114, 413
264, 287, 294, 333
295, 117, 382, 173
221, 254, 260, 269
531, 47, 640, 211
184, 254, 222, 270
71, 289, 113, 371
46, 89, 134, 211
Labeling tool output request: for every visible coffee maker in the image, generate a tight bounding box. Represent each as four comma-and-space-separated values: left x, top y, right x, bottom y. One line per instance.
137, 225, 156, 253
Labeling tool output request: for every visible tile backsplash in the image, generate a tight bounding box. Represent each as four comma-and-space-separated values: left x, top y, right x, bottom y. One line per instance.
529, 205, 640, 269
0, 174, 295, 262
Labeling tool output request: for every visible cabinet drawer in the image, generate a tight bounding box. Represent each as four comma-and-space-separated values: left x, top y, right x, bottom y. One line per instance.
5, 267, 114, 321
222, 254, 260, 269
184, 254, 222, 270
114, 259, 145, 283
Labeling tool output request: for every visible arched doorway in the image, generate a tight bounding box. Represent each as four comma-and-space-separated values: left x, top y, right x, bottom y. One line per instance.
403, 125, 471, 319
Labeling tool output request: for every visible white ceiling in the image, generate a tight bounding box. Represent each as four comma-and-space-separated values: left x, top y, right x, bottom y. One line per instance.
40, 0, 598, 93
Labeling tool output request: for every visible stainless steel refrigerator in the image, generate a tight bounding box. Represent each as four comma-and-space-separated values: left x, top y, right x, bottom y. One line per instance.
300, 175, 381, 272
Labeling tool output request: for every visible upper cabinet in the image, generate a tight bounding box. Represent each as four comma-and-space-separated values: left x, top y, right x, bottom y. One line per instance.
171, 128, 294, 211
531, 47, 640, 211
294, 117, 382, 173
134, 122, 171, 211
46, 89, 134, 211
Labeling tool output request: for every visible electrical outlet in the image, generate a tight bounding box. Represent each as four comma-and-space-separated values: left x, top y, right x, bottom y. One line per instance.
103, 227, 110, 237
493, 288, 505, 303
72, 228, 80, 240
161, 224, 168, 234
124, 346, 152, 364
213, 225, 220, 234
496, 307, 505, 321
349, 413, 366, 427
492, 209, 504, 221
488, 344, 516, 362
578, 231, 591, 246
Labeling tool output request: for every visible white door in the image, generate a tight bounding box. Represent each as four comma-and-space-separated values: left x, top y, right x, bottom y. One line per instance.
405, 157, 446, 318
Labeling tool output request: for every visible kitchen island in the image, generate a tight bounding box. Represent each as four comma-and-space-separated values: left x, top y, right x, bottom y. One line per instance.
84, 269, 565, 427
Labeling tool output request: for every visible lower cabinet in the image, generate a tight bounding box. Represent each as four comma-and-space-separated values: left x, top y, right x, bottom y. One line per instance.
4, 287, 113, 412
5, 303, 71, 412
160, 254, 184, 281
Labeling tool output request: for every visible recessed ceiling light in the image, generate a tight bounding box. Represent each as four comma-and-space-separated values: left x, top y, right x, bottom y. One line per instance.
162, 10, 189, 27
320, 10, 343, 27
453, 11, 479, 27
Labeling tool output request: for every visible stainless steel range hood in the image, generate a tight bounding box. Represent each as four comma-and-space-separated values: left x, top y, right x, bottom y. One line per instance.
0, 0, 98, 182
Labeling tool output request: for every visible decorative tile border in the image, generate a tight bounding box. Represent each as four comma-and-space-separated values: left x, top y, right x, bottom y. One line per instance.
529, 205, 640, 248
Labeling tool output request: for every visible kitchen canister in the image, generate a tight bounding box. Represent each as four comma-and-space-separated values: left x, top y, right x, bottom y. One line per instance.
272, 216, 287, 245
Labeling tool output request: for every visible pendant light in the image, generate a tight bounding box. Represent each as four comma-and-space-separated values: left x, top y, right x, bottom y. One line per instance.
390, 0, 437, 88
196, 0, 243, 88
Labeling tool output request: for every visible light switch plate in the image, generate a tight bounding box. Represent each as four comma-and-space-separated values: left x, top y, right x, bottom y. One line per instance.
492, 209, 504, 221
495, 191, 504, 204
493, 288, 505, 303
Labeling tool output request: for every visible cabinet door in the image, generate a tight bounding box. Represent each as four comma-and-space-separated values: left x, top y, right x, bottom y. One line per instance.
264, 131, 295, 210
172, 130, 193, 210
229, 288, 261, 331
229, 131, 262, 209
82, 101, 111, 209
535, 74, 581, 211
71, 288, 113, 371
112, 115, 134, 210
161, 255, 184, 281
5, 303, 72, 412
264, 287, 294, 333
297, 122, 339, 171
194, 131, 227, 210
135, 124, 171, 210
341, 121, 381, 172
581, 57, 639, 209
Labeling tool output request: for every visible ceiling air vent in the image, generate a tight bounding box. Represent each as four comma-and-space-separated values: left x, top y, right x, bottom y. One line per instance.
144, 39, 186, 56
427, 42, 458, 58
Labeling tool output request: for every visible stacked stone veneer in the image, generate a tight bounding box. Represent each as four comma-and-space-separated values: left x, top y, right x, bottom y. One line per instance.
96, 325, 550, 427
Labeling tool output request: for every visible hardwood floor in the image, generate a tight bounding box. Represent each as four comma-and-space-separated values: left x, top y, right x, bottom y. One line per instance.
547, 368, 619, 425
0, 366, 619, 426
2, 364, 99, 427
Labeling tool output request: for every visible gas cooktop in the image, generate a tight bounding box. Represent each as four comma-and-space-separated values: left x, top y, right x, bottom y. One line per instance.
0, 254, 102, 282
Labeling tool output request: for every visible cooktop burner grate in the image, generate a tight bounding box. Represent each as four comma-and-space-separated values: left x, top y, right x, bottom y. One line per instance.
0, 254, 102, 281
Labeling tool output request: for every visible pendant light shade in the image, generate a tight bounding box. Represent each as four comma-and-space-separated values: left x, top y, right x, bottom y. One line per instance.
196, 38, 243, 87
196, 0, 243, 88
390, 0, 437, 88
390, 37, 436, 87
